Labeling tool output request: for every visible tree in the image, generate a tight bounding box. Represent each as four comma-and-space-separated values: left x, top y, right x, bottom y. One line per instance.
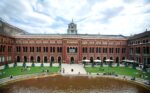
41, 62, 44, 67
4, 63, 9, 69
31, 61, 35, 67
13, 61, 17, 67
117, 62, 120, 67
58, 61, 61, 67
50, 61, 53, 67
22, 62, 26, 67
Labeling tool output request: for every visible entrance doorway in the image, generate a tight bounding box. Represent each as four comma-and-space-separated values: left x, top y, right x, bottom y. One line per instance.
70, 57, 74, 64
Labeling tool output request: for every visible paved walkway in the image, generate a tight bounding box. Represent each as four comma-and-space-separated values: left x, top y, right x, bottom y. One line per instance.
61, 64, 86, 75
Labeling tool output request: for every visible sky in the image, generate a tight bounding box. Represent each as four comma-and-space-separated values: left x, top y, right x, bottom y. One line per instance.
0, 0, 150, 36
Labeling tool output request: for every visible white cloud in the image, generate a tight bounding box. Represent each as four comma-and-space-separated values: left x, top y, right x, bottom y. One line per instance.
0, 0, 150, 35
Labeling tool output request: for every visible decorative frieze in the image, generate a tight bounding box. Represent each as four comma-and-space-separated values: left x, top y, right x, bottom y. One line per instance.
67, 40, 78, 44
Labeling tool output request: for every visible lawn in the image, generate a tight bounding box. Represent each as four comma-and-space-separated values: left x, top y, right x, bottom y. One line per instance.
0, 66, 60, 79
85, 67, 150, 80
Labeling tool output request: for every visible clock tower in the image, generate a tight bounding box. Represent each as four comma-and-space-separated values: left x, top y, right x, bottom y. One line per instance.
67, 19, 77, 34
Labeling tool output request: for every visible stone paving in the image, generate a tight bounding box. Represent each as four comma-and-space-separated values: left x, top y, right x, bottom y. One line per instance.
61, 64, 87, 75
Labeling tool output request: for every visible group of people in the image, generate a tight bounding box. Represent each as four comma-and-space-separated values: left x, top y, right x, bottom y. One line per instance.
42, 69, 49, 73
60, 68, 65, 73
60, 68, 76, 74
21, 66, 30, 72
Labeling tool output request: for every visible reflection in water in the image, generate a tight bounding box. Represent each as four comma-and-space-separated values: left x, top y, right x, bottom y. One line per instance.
0, 75, 150, 93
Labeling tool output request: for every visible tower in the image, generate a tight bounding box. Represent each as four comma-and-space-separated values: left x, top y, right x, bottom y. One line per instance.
67, 19, 77, 34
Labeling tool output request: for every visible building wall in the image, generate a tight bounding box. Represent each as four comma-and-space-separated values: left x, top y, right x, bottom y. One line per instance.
0, 34, 15, 65
0, 20, 149, 66
128, 36, 150, 65
0, 36, 127, 65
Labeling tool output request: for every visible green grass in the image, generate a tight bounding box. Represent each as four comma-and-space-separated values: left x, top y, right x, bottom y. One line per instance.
85, 67, 150, 80
0, 66, 60, 79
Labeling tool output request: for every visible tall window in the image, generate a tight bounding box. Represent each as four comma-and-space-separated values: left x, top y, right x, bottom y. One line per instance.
43, 47, 48, 52
8, 46, 12, 52
57, 47, 62, 53
96, 47, 101, 53
122, 48, 126, 53
103, 48, 107, 53
67, 47, 77, 53
36, 47, 41, 52
23, 47, 28, 52
50, 47, 55, 53
30, 47, 34, 52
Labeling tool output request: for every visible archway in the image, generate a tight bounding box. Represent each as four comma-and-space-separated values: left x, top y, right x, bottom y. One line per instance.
70, 57, 74, 64
90, 57, 93, 63
44, 56, 48, 63
110, 57, 113, 60
51, 57, 54, 62
58, 57, 61, 63
103, 57, 106, 64
30, 56, 34, 62
16, 56, 20, 62
24, 56, 27, 62
37, 56, 40, 63
50, 56, 54, 67
58, 56, 61, 67
83, 57, 86, 60
97, 57, 100, 60
116, 57, 119, 63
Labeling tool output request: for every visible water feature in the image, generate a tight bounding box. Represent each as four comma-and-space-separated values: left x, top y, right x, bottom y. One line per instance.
0, 75, 150, 93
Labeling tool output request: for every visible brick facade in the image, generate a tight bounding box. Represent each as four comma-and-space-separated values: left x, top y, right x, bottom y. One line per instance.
0, 20, 149, 66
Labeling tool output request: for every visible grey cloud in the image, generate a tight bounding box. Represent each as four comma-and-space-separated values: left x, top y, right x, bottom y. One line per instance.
100, 7, 124, 23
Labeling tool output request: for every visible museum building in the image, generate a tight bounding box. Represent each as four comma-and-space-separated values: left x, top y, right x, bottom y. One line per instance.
0, 19, 150, 66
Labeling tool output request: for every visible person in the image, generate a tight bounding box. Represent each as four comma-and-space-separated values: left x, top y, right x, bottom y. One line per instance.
10, 75, 13, 79
78, 72, 80, 75
123, 76, 126, 80
71, 69, 74, 72
63, 68, 65, 73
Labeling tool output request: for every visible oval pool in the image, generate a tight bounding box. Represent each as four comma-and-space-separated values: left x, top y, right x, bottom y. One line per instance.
0, 75, 150, 93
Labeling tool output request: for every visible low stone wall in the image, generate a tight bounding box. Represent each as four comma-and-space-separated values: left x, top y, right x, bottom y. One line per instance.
0, 63, 59, 70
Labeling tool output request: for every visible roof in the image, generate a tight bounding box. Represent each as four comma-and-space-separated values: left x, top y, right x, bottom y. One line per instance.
128, 31, 150, 40
14, 33, 127, 40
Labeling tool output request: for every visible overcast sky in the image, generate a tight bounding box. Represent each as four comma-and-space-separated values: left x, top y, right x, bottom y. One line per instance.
0, 0, 150, 35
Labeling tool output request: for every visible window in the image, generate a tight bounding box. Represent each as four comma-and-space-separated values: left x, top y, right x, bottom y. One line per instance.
30, 47, 34, 52
103, 48, 107, 53
122, 48, 126, 53
36, 47, 41, 52
23, 47, 28, 52
116, 48, 120, 53
67, 47, 77, 53
43, 47, 48, 52
8, 46, 12, 52
57, 47, 62, 53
